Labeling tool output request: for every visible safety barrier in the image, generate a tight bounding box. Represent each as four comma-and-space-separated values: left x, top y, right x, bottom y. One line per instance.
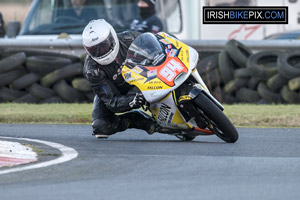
0, 39, 300, 103
2, 38, 300, 52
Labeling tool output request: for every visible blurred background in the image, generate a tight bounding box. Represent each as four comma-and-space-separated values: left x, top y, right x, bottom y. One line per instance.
0, 0, 32, 27
0, 0, 300, 105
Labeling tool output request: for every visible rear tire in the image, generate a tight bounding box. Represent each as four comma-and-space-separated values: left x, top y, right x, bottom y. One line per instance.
193, 93, 238, 143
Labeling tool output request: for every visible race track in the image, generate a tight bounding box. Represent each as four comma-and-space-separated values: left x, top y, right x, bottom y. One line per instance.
0, 124, 300, 200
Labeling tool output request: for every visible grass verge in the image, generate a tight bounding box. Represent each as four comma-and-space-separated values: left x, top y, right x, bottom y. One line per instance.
0, 103, 299, 127
224, 104, 300, 128
0, 103, 92, 124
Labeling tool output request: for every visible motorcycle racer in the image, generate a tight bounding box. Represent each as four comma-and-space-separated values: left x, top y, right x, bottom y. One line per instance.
82, 19, 156, 138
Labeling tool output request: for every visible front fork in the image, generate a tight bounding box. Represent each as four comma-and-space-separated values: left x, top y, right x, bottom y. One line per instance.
176, 69, 224, 130
189, 84, 224, 111
190, 68, 224, 111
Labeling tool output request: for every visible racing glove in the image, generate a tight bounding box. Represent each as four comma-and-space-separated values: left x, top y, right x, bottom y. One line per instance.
129, 93, 146, 109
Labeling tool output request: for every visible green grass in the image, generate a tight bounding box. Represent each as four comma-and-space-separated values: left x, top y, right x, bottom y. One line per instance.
0, 103, 299, 127
224, 104, 300, 128
0, 103, 93, 124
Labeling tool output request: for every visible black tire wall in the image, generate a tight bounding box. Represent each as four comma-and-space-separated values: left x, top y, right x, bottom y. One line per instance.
196, 39, 300, 104
1, 41, 300, 104
0, 51, 91, 103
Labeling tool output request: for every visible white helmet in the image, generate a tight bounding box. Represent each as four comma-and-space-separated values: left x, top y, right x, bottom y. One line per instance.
82, 19, 120, 65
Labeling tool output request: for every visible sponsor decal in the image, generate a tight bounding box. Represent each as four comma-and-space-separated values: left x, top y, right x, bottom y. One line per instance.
147, 69, 157, 78
158, 103, 171, 122
167, 112, 174, 124
186, 50, 190, 63
178, 95, 191, 102
160, 39, 171, 45
168, 49, 178, 57
124, 72, 133, 81
149, 80, 163, 84
165, 44, 173, 54
147, 86, 163, 90
153, 53, 166, 65
112, 67, 122, 81
133, 66, 143, 74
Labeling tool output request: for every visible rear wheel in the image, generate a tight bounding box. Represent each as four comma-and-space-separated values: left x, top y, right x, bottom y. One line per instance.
193, 93, 238, 143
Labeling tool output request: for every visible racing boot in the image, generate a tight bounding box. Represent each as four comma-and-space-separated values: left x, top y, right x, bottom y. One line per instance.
121, 110, 156, 135
92, 119, 109, 139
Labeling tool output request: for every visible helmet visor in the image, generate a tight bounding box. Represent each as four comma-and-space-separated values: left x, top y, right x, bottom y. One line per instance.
84, 32, 116, 59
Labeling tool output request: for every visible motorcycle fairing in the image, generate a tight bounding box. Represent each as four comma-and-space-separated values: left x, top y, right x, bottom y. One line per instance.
150, 92, 192, 129
122, 32, 199, 103
149, 89, 215, 133
145, 56, 188, 87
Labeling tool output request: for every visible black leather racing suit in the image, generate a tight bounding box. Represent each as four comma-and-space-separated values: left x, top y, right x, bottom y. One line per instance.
83, 31, 153, 135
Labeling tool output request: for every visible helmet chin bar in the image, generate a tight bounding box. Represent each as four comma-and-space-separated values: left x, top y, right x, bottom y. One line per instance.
93, 50, 118, 65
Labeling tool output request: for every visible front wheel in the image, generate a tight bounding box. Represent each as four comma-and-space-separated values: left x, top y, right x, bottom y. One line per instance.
193, 93, 238, 143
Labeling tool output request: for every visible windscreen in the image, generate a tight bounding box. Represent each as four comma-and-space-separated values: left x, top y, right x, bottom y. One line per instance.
21, 0, 140, 35
127, 33, 164, 66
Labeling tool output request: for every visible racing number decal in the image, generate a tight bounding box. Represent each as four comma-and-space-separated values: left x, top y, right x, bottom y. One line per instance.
157, 58, 187, 86
160, 59, 183, 81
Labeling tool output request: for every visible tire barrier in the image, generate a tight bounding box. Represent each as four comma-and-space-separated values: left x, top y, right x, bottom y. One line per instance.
1, 39, 300, 104
0, 87, 27, 102
0, 50, 91, 103
26, 56, 73, 76
0, 52, 26, 73
196, 54, 219, 75
225, 39, 252, 68
280, 85, 300, 104
247, 50, 280, 80
11, 72, 41, 90
200, 39, 300, 104
40, 63, 83, 87
277, 50, 300, 79
218, 51, 235, 84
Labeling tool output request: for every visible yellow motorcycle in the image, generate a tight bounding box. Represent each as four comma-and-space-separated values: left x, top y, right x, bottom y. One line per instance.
122, 32, 238, 143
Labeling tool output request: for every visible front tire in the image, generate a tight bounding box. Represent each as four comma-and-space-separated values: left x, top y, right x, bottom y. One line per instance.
193, 93, 238, 143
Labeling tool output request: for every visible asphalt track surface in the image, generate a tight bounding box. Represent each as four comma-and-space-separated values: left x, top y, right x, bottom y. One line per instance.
0, 124, 300, 200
